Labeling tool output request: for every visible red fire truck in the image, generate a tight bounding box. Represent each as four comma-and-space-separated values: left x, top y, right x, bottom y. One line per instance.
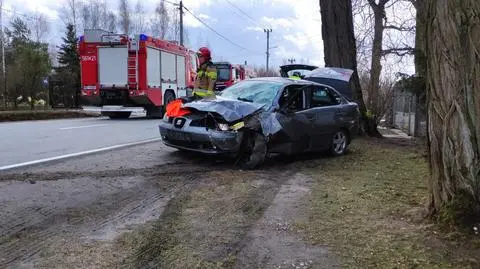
213, 62, 246, 91
78, 29, 198, 119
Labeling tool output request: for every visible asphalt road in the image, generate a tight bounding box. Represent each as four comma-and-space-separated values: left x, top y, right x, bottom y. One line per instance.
0, 115, 162, 169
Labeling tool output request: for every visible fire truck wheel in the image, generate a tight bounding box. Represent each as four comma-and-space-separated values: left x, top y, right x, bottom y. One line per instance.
161, 90, 176, 117
106, 112, 131, 119
164, 91, 176, 106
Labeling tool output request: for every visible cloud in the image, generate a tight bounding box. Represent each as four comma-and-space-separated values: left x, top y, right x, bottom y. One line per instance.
184, 13, 202, 28
261, 16, 294, 30
283, 33, 309, 51
4, 0, 325, 68
184, 10, 219, 28
245, 26, 263, 32
182, 0, 212, 10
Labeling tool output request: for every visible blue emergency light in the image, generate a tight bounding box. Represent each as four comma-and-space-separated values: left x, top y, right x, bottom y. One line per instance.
139, 34, 148, 41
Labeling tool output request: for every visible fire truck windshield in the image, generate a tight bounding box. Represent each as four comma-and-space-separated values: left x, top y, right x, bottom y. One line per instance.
217, 67, 231, 82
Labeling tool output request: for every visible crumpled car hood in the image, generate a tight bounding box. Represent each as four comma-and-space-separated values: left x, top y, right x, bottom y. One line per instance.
183, 97, 265, 122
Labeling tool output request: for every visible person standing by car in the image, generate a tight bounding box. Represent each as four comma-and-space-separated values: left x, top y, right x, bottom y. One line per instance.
289, 71, 302, 80
193, 47, 217, 98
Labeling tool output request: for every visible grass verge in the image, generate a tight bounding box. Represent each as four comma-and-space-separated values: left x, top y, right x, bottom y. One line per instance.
0, 110, 100, 122
295, 137, 480, 268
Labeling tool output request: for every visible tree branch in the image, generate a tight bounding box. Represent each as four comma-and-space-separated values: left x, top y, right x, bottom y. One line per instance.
384, 24, 415, 31
381, 47, 414, 56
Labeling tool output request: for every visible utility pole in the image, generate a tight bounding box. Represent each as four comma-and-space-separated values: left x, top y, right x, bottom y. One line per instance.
287, 58, 295, 64
179, 0, 184, 46
0, 1, 6, 108
264, 28, 272, 72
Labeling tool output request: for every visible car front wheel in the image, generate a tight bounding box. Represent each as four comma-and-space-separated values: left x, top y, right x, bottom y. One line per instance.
237, 131, 267, 169
330, 130, 348, 156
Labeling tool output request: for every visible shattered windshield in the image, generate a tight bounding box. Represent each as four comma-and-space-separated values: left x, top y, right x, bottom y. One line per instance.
218, 80, 283, 108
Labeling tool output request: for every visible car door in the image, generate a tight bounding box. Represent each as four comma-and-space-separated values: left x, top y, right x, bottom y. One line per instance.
269, 85, 313, 154
306, 85, 343, 150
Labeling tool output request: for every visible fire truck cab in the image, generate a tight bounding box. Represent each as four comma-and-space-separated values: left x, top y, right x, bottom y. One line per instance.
213, 62, 245, 91
78, 29, 198, 119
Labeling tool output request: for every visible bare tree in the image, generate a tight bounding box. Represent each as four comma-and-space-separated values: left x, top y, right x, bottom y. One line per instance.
359, 70, 395, 125
350, 0, 416, 135
412, 0, 425, 77
254, 66, 279, 77
107, 12, 117, 32
132, 0, 146, 34
48, 43, 58, 68
424, 0, 480, 222
83, 0, 102, 29
29, 12, 50, 43
319, 0, 372, 135
60, 0, 81, 33
81, 3, 91, 29
152, 0, 170, 39
169, 4, 180, 41
184, 28, 190, 46
365, 0, 388, 125
118, 0, 131, 34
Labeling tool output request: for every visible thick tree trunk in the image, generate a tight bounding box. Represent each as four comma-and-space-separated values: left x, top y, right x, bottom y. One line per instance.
319, 0, 373, 135
413, 0, 428, 138
414, 0, 426, 78
425, 0, 480, 219
364, 1, 388, 137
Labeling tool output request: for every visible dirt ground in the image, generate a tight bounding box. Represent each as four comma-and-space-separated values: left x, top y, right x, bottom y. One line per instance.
1, 133, 479, 269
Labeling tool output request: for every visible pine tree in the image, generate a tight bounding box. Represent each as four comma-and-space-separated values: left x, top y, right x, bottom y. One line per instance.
57, 24, 79, 72
57, 23, 80, 107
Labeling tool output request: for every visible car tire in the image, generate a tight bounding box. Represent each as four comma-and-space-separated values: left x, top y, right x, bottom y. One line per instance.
237, 131, 267, 170
330, 129, 348, 156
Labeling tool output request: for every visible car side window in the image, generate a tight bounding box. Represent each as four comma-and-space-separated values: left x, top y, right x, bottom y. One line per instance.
310, 86, 341, 107
279, 85, 306, 113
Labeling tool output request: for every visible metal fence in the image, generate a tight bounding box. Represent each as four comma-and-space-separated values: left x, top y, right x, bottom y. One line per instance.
391, 89, 427, 137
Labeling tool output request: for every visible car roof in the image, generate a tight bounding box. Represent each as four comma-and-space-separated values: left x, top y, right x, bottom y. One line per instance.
246, 76, 314, 85
243, 77, 348, 98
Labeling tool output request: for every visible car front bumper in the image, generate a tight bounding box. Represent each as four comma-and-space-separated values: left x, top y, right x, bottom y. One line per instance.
158, 121, 244, 154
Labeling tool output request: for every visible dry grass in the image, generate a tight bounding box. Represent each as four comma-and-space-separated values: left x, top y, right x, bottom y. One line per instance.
295, 137, 480, 269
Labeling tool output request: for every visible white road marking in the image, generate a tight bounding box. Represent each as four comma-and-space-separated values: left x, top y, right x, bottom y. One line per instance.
0, 138, 162, 171
59, 124, 108, 130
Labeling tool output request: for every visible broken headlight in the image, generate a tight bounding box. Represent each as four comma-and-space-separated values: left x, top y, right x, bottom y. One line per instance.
217, 123, 230, 131
217, 121, 245, 132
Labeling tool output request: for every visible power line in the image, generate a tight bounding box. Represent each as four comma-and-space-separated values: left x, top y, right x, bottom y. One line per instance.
183, 6, 258, 53
161, 0, 178, 6
222, 0, 271, 29
1, 8, 53, 23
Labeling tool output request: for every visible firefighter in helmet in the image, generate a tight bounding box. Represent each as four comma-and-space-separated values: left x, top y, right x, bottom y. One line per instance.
193, 47, 217, 98
289, 71, 302, 80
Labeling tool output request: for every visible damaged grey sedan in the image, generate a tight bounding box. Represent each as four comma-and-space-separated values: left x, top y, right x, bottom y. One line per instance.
158, 77, 360, 169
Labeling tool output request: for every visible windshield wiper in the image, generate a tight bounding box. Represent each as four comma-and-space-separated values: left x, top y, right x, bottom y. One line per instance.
237, 97, 253, 102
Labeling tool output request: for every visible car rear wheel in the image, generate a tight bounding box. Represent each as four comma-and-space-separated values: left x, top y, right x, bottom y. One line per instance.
237, 131, 267, 170
330, 130, 348, 156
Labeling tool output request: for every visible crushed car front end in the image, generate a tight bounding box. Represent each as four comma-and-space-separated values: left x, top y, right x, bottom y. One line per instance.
159, 112, 247, 155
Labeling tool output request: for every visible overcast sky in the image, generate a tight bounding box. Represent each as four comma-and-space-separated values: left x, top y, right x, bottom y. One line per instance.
2, 0, 414, 74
